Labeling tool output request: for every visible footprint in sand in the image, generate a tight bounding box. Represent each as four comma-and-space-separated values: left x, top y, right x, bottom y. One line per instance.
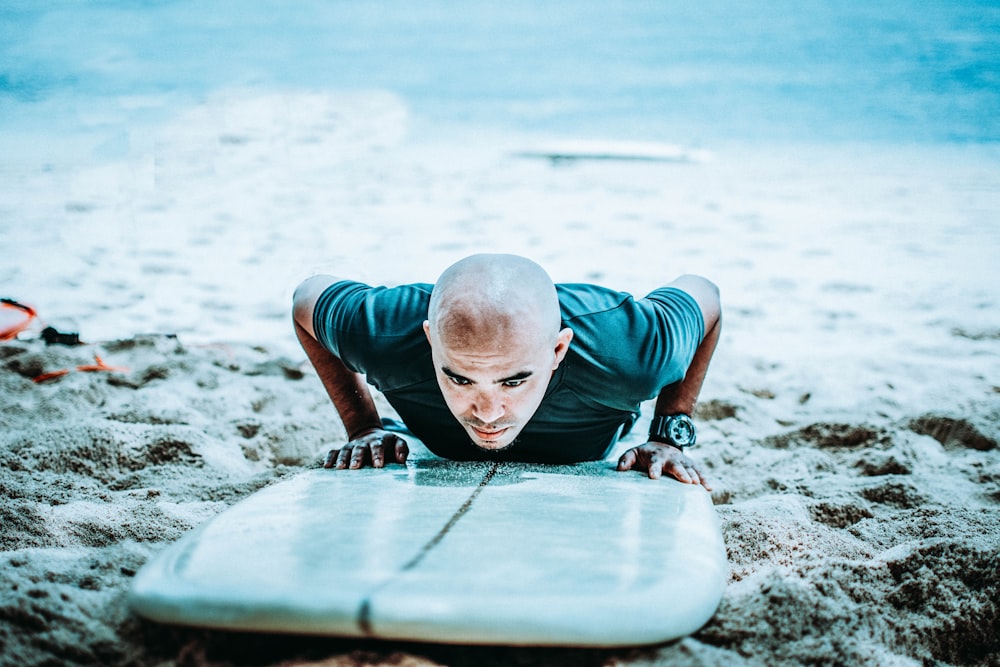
808, 499, 874, 528
761, 422, 891, 451
859, 480, 927, 508
908, 415, 997, 452
852, 450, 913, 477
695, 399, 739, 421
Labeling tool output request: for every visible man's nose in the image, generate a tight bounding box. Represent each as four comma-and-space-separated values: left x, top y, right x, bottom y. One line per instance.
472, 390, 505, 423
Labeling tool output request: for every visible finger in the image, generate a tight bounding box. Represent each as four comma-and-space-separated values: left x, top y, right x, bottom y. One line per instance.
647, 454, 663, 479
324, 448, 339, 469
617, 449, 637, 472
349, 445, 368, 469
370, 438, 385, 468
336, 446, 352, 469
688, 464, 713, 491
394, 438, 409, 464
665, 459, 694, 484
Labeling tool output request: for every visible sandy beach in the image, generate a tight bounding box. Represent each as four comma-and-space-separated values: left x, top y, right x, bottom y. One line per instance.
1, 90, 998, 666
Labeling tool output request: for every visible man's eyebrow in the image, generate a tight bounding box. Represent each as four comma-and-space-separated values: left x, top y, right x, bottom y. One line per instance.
440, 367, 533, 384
441, 367, 470, 382
498, 370, 533, 383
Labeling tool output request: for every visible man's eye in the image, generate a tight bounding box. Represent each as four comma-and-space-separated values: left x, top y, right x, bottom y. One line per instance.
503, 380, 525, 388
448, 376, 472, 386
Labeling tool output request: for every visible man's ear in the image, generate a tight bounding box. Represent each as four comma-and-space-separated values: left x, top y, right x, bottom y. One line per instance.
423, 320, 432, 346
553, 327, 573, 367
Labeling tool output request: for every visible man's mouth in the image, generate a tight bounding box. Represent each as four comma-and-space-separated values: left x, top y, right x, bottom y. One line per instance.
471, 426, 509, 442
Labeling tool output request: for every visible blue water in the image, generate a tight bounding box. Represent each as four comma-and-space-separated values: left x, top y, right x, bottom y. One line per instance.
1, 0, 998, 157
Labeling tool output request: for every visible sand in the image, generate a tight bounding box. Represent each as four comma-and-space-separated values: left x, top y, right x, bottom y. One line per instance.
1, 90, 998, 667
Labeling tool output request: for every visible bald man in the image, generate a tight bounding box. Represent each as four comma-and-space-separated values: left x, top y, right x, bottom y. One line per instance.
293, 254, 720, 489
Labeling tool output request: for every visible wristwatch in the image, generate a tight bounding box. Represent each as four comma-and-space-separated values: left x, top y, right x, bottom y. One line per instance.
648, 413, 697, 450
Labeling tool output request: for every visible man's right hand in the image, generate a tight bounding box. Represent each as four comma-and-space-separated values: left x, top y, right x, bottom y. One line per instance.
324, 428, 409, 470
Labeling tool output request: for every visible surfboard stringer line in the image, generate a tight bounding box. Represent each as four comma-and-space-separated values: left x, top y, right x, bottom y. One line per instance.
356, 461, 501, 636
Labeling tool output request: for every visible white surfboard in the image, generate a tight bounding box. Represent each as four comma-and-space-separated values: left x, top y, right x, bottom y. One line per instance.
129, 457, 727, 647
514, 140, 713, 164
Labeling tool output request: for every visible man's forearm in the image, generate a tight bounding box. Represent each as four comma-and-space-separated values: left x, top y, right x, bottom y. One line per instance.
654, 316, 721, 418
294, 321, 382, 439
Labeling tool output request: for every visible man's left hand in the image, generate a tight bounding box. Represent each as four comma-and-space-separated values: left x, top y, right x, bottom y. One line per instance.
617, 442, 712, 490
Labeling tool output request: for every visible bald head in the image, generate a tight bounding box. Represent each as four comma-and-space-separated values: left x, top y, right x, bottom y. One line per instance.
426, 254, 561, 350
423, 255, 574, 450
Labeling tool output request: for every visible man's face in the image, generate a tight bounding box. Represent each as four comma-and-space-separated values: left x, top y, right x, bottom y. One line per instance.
424, 322, 572, 452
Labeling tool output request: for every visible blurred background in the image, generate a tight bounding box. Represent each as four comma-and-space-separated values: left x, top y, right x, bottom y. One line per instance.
0, 1, 997, 352
2, 0, 998, 164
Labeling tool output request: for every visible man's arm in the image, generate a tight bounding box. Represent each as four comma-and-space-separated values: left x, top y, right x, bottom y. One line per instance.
293, 276, 408, 469
617, 275, 720, 489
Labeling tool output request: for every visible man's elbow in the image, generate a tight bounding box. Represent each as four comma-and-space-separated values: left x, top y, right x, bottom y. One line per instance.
292, 274, 339, 336
671, 274, 720, 332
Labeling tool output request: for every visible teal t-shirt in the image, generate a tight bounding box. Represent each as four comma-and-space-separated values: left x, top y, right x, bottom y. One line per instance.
313, 280, 704, 462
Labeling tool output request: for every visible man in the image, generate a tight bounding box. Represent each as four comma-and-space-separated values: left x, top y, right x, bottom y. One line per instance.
293, 254, 720, 489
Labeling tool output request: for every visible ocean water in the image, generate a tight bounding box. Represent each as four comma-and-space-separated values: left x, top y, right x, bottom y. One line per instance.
1, 0, 998, 161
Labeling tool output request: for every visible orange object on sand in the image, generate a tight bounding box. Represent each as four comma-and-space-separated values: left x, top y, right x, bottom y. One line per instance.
76, 355, 128, 373
32, 355, 129, 383
0, 298, 37, 340
32, 369, 72, 383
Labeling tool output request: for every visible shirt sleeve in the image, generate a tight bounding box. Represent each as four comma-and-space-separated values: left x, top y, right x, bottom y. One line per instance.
641, 286, 706, 387
559, 284, 706, 412
311, 280, 433, 390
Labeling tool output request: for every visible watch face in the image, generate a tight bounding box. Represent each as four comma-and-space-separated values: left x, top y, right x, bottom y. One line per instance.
668, 416, 695, 446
